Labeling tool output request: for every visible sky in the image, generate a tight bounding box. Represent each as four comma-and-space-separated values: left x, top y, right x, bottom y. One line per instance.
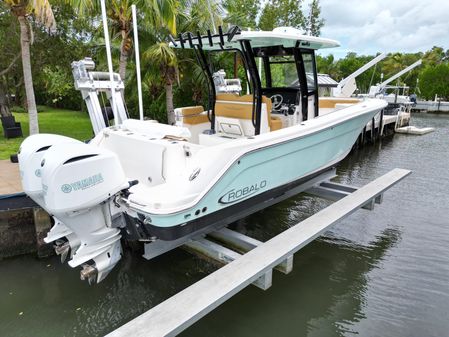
310, 0, 449, 58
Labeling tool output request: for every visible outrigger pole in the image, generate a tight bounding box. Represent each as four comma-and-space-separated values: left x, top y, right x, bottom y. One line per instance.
100, 0, 119, 125
206, 0, 216, 34
131, 5, 144, 121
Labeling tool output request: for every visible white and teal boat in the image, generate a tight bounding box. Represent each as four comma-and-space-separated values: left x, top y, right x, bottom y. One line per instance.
18, 26, 387, 283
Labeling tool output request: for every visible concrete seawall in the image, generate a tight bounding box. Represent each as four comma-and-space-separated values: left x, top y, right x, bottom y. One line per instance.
0, 205, 53, 259
0, 208, 36, 258
0, 160, 53, 259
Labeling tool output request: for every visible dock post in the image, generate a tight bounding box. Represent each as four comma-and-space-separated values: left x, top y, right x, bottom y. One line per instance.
361, 126, 366, 146
379, 109, 384, 138
33, 207, 53, 258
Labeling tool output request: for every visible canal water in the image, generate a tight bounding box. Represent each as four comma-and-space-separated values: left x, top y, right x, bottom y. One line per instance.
0, 113, 448, 337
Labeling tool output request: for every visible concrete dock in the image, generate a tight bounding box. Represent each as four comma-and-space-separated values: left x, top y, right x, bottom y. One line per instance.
412, 100, 449, 112
0, 160, 22, 195
106, 168, 411, 337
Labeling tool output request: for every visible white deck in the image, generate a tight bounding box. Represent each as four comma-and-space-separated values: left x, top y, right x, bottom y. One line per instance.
106, 168, 411, 337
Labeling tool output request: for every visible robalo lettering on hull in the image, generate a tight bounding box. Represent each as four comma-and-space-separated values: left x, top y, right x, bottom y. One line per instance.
218, 180, 267, 204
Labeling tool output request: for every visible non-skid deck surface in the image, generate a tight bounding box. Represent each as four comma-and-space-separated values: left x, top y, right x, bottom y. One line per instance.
0, 160, 22, 195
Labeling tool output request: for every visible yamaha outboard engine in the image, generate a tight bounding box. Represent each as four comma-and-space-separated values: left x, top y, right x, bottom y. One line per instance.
18, 134, 83, 262
19, 135, 133, 283
40, 142, 130, 283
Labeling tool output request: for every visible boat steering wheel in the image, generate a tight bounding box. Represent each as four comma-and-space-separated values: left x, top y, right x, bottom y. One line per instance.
270, 94, 283, 110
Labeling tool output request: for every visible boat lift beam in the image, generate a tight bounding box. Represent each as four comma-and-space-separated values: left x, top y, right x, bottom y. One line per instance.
184, 237, 274, 290
184, 227, 294, 291
379, 59, 423, 88
306, 180, 383, 210
107, 168, 411, 337
333, 52, 386, 97
207, 227, 293, 274
369, 59, 422, 97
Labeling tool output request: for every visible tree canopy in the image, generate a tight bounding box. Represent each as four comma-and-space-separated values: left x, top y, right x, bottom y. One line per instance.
0, 0, 448, 128
315, 47, 449, 99
259, 0, 306, 31
418, 64, 449, 100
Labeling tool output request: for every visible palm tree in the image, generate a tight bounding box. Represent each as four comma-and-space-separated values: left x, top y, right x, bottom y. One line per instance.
144, 41, 178, 124
3, 0, 56, 134
70, 0, 220, 123
69, 0, 177, 82
142, 0, 223, 124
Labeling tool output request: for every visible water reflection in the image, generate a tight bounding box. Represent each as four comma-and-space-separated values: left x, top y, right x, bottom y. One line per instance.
181, 206, 401, 337
0, 249, 213, 337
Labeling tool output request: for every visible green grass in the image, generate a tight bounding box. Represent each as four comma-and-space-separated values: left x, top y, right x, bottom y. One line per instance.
0, 106, 93, 160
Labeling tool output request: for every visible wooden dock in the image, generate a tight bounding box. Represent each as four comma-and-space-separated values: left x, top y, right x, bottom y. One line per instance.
105, 168, 411, 337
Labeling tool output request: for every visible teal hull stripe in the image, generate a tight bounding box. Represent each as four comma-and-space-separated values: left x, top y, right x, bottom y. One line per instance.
147, 113, 371, 228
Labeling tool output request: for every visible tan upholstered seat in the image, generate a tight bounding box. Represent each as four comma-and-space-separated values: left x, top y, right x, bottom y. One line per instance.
318, 98, 360, 109
270, 116, 283, 131
178, 106, 209, 125
215, 94, 283, 131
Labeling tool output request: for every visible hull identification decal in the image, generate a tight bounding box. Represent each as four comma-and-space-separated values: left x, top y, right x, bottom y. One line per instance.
218, 180, 267, 204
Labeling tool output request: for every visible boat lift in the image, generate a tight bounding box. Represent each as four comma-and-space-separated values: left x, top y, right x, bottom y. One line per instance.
332, 52, 386, 97
368, 59, 422, 97
106, 168, 411, 337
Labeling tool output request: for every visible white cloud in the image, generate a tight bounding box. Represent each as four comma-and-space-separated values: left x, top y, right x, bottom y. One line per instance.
314, 0, 449, 58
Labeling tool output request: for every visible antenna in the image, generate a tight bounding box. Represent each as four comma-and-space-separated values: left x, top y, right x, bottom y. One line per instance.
308, 3, 313, 35
132, 5, 144, 121
100, 0, 118, 125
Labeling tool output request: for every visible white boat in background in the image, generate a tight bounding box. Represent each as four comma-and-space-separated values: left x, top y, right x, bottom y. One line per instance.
366, 59, 422, 128
318, 55, 421, 132
18, 25, 387, 284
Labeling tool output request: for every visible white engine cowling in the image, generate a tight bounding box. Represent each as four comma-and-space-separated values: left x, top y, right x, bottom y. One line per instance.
18, 134, 83, 261
40, 142, 130, 283
18, 134, 82, 204
41, 142, 128, 213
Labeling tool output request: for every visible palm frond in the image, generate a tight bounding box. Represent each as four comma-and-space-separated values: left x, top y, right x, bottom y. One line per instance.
144, 41, 177, 66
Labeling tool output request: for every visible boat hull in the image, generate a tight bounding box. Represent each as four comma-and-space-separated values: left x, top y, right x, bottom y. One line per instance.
130, 109, 378, 240
142, 165, 338, 240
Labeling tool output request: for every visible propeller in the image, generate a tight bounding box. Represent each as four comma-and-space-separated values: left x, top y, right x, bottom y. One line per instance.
54, 239, 70, 263
80, 264, 98, 285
